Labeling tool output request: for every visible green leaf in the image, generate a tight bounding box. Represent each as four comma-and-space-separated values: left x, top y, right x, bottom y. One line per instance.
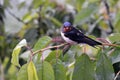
11, 39, 27, 67
15, 39, 27, 48
0, 36, 5, 46
18, 2, 25, 9
75, 0, 85, 11
17, 64, 28, 80
45, 50, 62, 62
109, 0, 119, 6
4, 0, 11, 8
74, 4, 98, 25
51, 59, 67, 80
33, 36, 52, 62
49, 17, 62, 27
72, 54, 95, 80
33, 0, 46, 8
109, 47, 120, 64
113, 11, 120, 31
22, 12, 32, 23
96, 52, 115, 80
22, 12, 39, 23
36, 61, 55, 80
76, 0, 85, 5
27, 61, 38, 80
108, 33, 120, 43
33, 36, 52, 51
11, 48, 21, 67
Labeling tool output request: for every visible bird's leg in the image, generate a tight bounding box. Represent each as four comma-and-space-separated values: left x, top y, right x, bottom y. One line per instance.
62, 43, 71, 55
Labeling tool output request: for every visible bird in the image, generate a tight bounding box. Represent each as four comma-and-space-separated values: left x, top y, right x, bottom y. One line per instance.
61, 21, 102, 47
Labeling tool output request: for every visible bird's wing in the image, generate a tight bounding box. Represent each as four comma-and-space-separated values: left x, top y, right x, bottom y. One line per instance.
64, 27, 102, 46
64, 27, 84, 43
81, 36, 102, 46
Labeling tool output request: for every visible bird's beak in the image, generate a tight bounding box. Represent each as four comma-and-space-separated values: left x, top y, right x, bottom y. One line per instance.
63, 27, 71, 32
66, 27, 69, 30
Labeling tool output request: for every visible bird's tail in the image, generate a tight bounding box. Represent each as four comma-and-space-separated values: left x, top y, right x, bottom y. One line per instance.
83, 36, 102, 47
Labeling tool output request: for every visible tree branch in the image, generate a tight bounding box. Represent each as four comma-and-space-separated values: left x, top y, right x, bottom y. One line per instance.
6, 9, 27, 24
33, 43, 68, 55
26, 44, 34, 61
102, 0, 114, 33
114, 70, 120, 80
102, 43, 119, 47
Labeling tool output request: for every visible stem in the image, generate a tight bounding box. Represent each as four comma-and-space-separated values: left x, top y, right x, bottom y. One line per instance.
114, 71, 120, 80
6, 9, 26, 24
33, 43, 68, 55
55, 48, 59, 80
102, 0, 114, 32
26, 45, 34, 61
41, 53, 44, 80
102, 43, 119, 47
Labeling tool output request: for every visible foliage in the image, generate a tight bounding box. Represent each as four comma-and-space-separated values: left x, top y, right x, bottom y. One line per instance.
1, 0, 120, 80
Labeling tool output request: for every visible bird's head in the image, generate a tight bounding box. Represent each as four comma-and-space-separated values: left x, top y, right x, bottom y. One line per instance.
62, 22, 72, 32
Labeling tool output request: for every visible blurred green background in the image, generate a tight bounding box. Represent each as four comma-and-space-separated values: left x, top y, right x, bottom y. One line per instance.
1, 0, 120, 80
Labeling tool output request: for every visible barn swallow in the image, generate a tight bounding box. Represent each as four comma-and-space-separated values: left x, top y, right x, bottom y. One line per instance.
61, 22, 102, 47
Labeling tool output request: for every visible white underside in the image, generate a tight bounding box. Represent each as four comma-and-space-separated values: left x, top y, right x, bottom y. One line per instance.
61, 32, 77, 44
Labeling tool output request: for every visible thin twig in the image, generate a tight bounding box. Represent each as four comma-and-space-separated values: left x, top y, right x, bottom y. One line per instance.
6, 9, 27, 24
102, 0, 114, 32
88, 16, 103, 34
103, 0, 110, 14
26, 45, 34, 61
114, 71, 120, 80
33, 43, 68, 55
102, 43, 119, 47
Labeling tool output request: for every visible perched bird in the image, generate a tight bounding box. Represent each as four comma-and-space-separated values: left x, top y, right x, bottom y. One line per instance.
61, 22, 102, 47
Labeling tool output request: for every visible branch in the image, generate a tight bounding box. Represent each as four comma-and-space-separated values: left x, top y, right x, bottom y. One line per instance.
6, 9, 27, 24
96, 38, 119, 47
88, 16, 103, 34
33, 43, 68, 55
103, 0, 110, 14
32, 42, 119, 56
102, 0, 114, 33
26, 45, 34, 61
102, 43, 119, 47
114, 71, 120, 80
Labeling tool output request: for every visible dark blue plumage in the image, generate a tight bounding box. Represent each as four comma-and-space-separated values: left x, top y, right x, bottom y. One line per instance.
61, 22, 102, 47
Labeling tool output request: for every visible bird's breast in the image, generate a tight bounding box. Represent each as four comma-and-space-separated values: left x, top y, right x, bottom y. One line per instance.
61, 32, 77, 44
